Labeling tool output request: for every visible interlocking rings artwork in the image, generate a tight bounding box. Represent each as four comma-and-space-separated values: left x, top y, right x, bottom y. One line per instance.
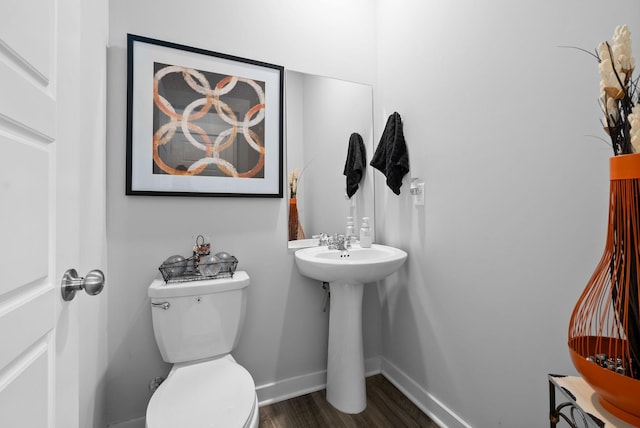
126, 34, 284, 197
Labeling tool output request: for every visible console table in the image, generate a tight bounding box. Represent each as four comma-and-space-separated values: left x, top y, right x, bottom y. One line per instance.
548, 374, 635, 428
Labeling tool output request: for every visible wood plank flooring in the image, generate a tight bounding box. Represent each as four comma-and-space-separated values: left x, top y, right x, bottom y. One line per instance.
258, 374, 440, 427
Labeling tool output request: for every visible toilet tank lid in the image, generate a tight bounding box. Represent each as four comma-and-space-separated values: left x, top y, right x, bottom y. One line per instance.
149, 271, 250, 298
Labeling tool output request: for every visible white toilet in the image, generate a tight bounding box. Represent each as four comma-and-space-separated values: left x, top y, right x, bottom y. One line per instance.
146, 271, 259, 428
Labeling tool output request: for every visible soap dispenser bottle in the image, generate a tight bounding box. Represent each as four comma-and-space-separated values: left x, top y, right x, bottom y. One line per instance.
360, 217, 372, 248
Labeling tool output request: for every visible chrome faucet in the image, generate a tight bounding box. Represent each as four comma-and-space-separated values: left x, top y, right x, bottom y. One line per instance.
314, 233, 351, 254
328, 234, 351, 251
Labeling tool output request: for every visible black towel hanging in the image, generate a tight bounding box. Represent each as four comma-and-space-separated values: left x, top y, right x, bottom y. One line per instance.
343, 133, 367, 198
370, 112, 409, 195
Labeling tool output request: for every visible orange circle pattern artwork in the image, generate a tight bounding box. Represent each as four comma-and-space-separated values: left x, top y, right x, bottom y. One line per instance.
152, 64, 266, 178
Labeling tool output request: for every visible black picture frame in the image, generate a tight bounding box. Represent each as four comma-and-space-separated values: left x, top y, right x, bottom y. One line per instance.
126, 34, 284, 197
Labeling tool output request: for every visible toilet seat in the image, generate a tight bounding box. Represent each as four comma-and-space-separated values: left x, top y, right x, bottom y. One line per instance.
146, 355, 257, 428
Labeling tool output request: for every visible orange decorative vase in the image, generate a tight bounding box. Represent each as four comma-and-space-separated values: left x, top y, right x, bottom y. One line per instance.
288, 198, 304, 241
568, 153, 640, 425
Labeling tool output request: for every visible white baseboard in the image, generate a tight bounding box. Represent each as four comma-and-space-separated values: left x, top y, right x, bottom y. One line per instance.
380, 358, 472, 428
256, 368, 327, 406
106, 416, 145, 428
256, 356, 381, 406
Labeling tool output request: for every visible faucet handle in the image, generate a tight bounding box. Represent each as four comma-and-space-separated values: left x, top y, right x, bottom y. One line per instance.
312, 233, 330, 246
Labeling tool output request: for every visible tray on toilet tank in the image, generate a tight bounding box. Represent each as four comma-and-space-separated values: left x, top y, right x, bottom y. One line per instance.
158, 254, 238, 284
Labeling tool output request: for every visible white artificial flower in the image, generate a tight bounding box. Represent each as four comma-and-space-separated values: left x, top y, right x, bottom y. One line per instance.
629, 104, 640, 153
599, 49, 626, 99
599, 42, 612, 64
603, 95, 620, 123
612, 25, 635, 73
288, 167, 300, 197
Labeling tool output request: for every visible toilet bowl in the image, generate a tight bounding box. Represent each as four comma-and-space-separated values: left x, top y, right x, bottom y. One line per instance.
146, 355, 258, 428
145, 272, 258, 428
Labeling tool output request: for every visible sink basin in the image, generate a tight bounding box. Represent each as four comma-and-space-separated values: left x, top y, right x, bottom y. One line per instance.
294, 243, 407, 414
294, 244, 407, 284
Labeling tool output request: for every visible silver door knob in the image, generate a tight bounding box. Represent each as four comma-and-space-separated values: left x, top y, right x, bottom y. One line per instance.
61, 269, 105, 301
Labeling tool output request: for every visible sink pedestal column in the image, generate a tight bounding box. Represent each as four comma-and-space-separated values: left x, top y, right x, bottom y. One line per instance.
326, 281, 366, 414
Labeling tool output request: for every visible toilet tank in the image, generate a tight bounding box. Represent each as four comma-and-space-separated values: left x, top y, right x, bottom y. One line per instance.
148, 271, 250, 363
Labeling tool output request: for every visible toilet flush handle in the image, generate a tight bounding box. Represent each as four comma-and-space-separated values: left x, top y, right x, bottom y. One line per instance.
151, 301, 170, 310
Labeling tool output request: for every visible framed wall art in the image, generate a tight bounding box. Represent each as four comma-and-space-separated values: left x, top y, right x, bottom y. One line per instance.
126, 34, 284, 197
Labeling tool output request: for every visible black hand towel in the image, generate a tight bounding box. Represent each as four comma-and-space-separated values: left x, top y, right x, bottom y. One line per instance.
370, 112, 409, 195
343, 132, 367, 198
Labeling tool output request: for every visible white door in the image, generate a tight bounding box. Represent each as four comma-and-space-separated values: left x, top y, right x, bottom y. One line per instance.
0, 0, 105, 427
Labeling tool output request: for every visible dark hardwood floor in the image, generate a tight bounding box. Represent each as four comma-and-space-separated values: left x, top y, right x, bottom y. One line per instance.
258, 374, 440, 427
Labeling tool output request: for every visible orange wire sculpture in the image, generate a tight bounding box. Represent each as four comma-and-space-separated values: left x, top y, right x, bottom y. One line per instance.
568, 153, 640, 425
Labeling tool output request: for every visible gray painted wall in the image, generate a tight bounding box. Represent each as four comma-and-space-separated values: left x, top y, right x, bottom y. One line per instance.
374, 0, 639, 426
106, 0, 376, 424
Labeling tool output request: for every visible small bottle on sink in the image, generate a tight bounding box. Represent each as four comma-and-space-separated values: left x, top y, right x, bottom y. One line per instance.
346, 216, 355, 241
359, 217, 372, 248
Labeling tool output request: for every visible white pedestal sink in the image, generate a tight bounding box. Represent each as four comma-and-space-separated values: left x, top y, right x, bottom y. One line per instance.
294, 243, 407, 413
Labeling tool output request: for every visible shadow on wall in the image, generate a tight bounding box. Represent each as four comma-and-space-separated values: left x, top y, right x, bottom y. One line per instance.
378, 257, 454, 394
105, 277, 171, 423
275, 269, 330, 383
255, 259, 384, 401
